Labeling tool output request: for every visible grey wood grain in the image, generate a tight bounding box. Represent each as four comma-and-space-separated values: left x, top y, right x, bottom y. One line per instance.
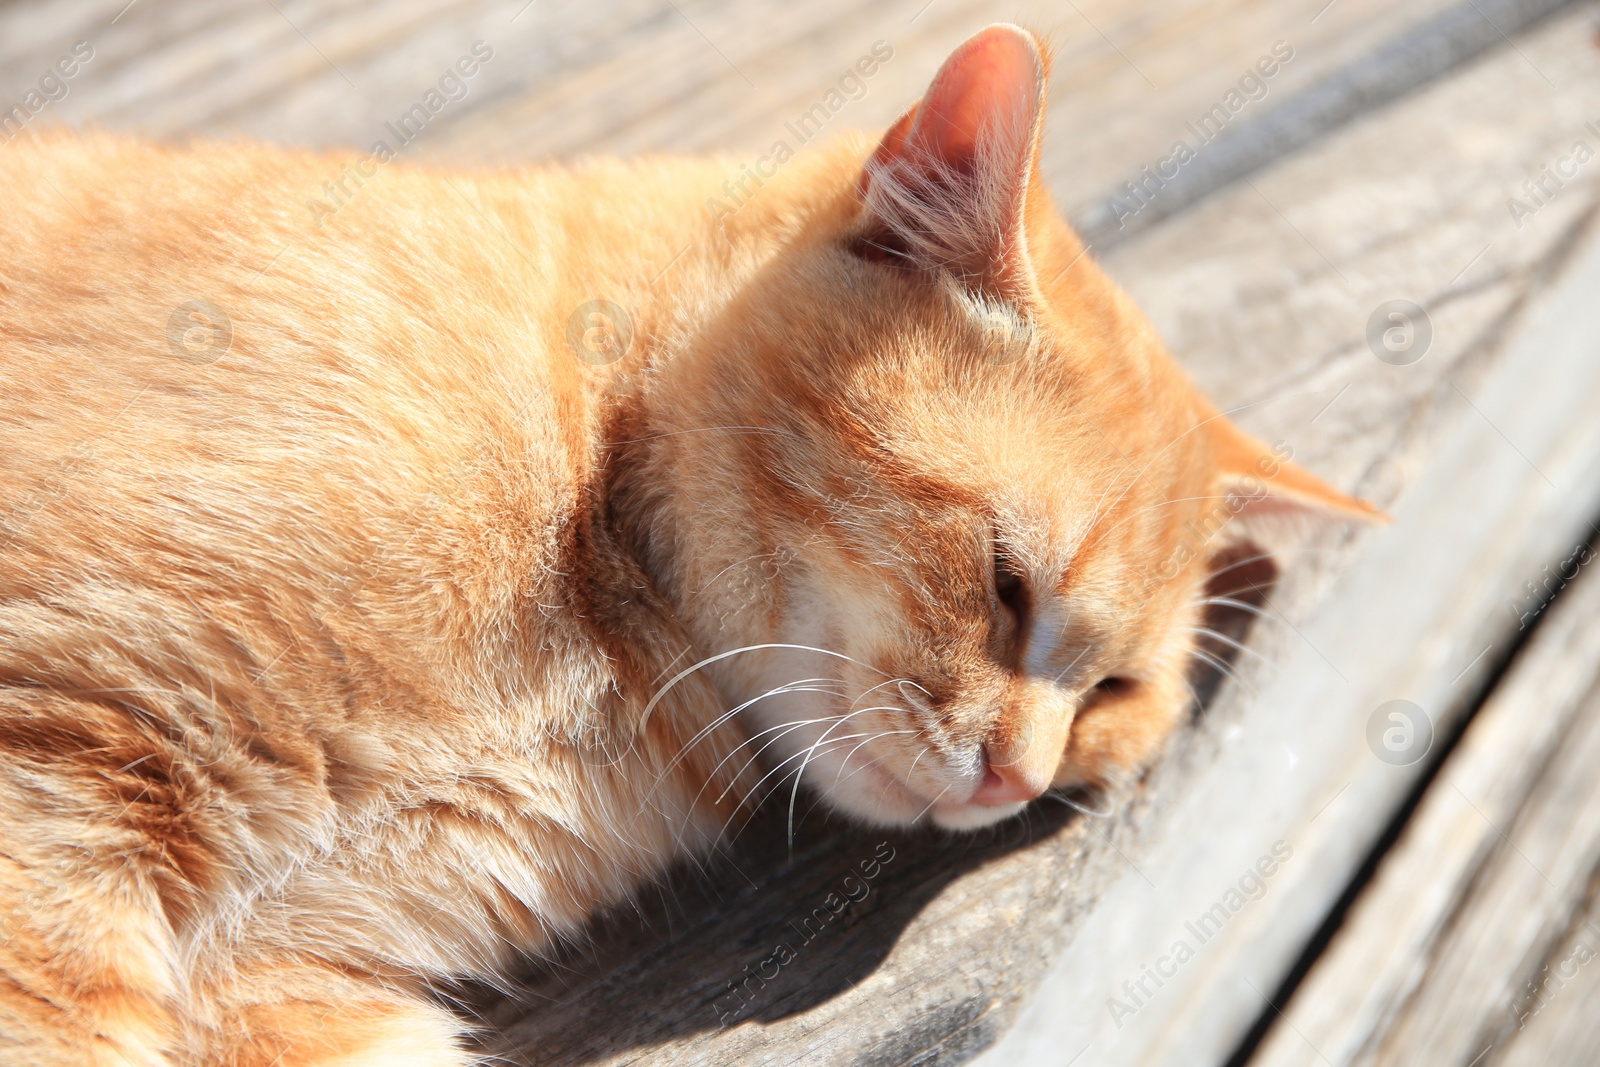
1248, 557, 1600, 1066
0, 0, 1466, 225
1074, 0, 1587, 246
1495, 866, 1600, 1067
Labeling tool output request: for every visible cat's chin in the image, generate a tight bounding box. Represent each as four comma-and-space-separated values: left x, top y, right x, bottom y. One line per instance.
927, 800, 1029, 832
816, 761, 1030, 831
826, 790, 1027, 832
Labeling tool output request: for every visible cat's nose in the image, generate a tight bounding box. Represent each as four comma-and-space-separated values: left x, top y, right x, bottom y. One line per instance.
970, 745, 1048, 805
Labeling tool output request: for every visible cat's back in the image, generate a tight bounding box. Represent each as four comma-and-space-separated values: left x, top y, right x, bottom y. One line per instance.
0, 133, 602, 732
0, 135, 749, 1057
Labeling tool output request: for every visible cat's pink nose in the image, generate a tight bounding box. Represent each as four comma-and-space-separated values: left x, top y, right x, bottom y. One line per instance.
971, 747, 1046, 806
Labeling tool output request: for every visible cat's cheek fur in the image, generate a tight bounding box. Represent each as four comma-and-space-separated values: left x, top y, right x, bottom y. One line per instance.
726, 576, 943, 828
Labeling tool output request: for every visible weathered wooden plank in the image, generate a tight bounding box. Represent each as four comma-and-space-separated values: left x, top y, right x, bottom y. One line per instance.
1247, 555, 1600, 1067
1495, 871, 1600, 1067
1375, 680, 1600, 1062
1074, 0, 1585, 245
1, 0, 1464, 222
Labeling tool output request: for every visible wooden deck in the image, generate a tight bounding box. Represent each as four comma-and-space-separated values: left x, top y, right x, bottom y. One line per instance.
6, 0, 1600, 1063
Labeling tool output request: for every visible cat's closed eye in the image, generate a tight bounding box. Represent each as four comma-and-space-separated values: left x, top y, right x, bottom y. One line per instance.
992, 554, 1030, 660
1090, 676, 1136, 699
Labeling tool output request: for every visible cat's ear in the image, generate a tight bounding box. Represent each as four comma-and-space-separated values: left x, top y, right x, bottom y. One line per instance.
855, 24, 1047, 296
1209, 418, 1386, 527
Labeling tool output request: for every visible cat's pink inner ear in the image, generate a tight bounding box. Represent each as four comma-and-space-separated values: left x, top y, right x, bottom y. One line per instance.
859, 24, 1046, 290
902, 25, 1042, 177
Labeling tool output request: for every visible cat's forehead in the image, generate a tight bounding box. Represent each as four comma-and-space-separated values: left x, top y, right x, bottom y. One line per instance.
852, 365, 1160, 520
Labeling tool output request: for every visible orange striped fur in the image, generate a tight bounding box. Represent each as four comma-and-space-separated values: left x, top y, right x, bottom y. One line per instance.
0, 25, 1375, 1066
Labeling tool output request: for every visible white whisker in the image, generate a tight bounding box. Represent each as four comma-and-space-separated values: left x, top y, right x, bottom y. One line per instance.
1181, 626, 1272, 665
655, 676, 842, 781
830, 730, 917, 789
711, 712, 864, 805
1198, 595, 1276, 620
671, 705, 861, 847
911, 784, 953, 823
638, 643, 889, 732
1189, 646, 1253, 691
729, 707, 896, 810
784, 705, 907, 844
1044, 789, 1114, 818
1050, 642, 1093, 686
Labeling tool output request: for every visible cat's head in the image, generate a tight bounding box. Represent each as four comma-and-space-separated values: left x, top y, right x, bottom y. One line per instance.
643, 25, 1378, 830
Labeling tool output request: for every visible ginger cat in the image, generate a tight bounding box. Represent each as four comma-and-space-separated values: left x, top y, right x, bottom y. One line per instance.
0, 24, 1375, 1067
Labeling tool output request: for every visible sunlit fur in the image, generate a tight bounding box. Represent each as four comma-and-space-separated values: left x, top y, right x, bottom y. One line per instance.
0, 26, 1374, 1066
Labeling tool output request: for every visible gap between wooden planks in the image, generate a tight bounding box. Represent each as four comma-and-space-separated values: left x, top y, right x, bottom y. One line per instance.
1248, 517, 1600, 1065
